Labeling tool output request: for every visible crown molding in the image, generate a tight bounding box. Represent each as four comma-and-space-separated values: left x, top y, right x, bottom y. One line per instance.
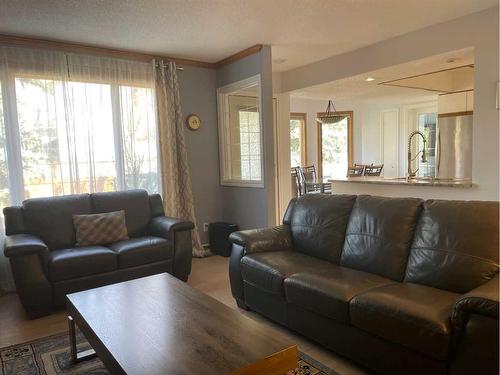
0, 34, 263, 70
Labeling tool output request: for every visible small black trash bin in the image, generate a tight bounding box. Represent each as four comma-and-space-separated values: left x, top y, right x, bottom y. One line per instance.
209, 222, 239, 257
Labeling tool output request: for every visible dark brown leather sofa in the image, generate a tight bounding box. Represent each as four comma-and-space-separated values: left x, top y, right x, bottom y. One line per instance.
229, 194, 499, 375
3, 189, 194, 318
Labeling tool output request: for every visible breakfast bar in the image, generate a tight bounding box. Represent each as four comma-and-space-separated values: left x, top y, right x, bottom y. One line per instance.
329, 176, 476, 200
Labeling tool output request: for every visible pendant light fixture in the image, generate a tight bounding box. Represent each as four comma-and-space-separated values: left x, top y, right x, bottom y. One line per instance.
316, 100, 347, 124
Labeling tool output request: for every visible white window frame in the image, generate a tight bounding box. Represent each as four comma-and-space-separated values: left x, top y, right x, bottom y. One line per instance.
217, 74, 264, 188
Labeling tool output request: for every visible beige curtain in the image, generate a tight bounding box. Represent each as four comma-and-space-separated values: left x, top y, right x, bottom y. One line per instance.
154, 61, 208, 258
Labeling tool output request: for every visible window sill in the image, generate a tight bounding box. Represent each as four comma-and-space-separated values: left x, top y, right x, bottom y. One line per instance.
220, 180, 265, 188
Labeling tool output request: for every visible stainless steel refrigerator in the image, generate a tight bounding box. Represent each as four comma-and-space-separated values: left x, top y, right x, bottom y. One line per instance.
435, 114, 473, 180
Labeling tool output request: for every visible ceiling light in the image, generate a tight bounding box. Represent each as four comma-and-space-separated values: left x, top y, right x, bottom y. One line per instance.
365, 77, 375, 82
316, 100, 347, 124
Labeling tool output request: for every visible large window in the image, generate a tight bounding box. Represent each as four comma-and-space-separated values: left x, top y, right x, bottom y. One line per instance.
0, 49, 159, 206
119, 86, 158, 192
238, 107, 261, 181
15, 78, 117, 198
290, 113, 306, 167
317, 111, 353, 179
218, 75, 263, 187
0, 87, 8, 212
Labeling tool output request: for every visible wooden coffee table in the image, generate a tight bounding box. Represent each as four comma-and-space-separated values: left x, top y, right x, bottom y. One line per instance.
66, 273, 298, 375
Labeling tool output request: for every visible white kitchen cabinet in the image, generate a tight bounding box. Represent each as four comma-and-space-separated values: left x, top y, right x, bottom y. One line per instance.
438, 90, 474, 114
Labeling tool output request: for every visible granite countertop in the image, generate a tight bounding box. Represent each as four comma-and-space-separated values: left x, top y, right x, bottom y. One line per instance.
329, 176, 474, 188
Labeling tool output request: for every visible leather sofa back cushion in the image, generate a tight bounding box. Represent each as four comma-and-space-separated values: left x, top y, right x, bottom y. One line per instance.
22, 194, 92, 250
149, 194, 165, 217
91, 190, 151, 237
340, 195, 423, 281
3, 206, 26, 235
73, 210, 129, 247
405, 200, 499, 293
290, 194, 357, 263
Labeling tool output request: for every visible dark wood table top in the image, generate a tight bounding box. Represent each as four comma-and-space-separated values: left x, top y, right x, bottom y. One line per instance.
66, 273, 295, 375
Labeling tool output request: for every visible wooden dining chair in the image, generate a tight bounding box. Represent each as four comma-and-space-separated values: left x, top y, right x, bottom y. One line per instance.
299, 165, 332, 194
301, 165, 317, 181
355, 163, 368, 173
291, 167, 302, 197
364, 164, 384, 176
299, 165, 321, 194
347, 165, 365, 177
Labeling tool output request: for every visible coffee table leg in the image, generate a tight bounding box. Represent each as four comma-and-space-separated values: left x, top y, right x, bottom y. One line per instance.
68, 315, 97, 365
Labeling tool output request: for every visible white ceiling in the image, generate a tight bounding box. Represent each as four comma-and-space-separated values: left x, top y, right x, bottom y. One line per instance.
385, 65, 473, 93
0, 0, 495, 72
292, 48, 475, 103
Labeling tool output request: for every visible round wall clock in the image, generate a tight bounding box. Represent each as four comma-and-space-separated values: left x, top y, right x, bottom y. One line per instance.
186, 114, 201, 131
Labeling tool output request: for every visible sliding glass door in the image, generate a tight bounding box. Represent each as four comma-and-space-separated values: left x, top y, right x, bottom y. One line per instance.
0, 61, 159, 205
0, 87, 8, 212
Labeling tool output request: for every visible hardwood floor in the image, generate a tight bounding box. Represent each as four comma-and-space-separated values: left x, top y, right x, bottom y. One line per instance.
0, 256, 369, 375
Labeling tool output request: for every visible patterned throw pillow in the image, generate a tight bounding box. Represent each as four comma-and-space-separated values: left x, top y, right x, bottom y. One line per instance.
73, 210, 129, 247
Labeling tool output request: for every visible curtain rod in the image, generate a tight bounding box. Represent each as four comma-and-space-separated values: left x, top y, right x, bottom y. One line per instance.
154, 61, 185, 71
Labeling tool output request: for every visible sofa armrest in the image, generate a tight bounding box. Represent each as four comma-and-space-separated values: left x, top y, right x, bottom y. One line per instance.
228, 225, 292, 307
148, 216, 195, 240
452, 274, 499, 329
228, 225, 292, 254
4, 234, 48, 257
148, 216, 194, 281
3, 234, 52, 317
450, 275, 499, 375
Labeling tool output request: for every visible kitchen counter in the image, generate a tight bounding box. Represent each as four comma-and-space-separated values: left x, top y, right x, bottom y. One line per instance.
329, 176, 474, 188
327, 176, 477, 200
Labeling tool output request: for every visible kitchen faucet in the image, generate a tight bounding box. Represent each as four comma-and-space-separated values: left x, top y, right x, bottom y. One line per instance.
407, 130, 427, 180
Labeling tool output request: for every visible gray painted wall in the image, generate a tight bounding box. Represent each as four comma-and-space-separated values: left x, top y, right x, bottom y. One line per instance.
177, 48, 275, 244
216, 46, 275, 230
216, 52, 263, 87
178, 66, 222, 243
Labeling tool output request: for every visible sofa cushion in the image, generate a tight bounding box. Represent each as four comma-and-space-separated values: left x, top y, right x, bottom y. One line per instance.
284, 266, 394, 323
22, 194, 92, 250
73, 210, 129, 246
240, 251, 334, 296
91, 190, 151, 237
108, 236, 173, 269
48, 246, 117, 282
405, 200, 499, 294
290, 194, 357, 263
350, 283, 459, 360
340, 195, 423, 281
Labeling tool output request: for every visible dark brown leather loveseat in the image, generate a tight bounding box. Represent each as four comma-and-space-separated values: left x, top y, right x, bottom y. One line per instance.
3, 189, 194, 318
229, 194, 499, 375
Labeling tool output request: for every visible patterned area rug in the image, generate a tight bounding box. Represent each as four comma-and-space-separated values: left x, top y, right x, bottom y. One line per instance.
0, 332, 337, 375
